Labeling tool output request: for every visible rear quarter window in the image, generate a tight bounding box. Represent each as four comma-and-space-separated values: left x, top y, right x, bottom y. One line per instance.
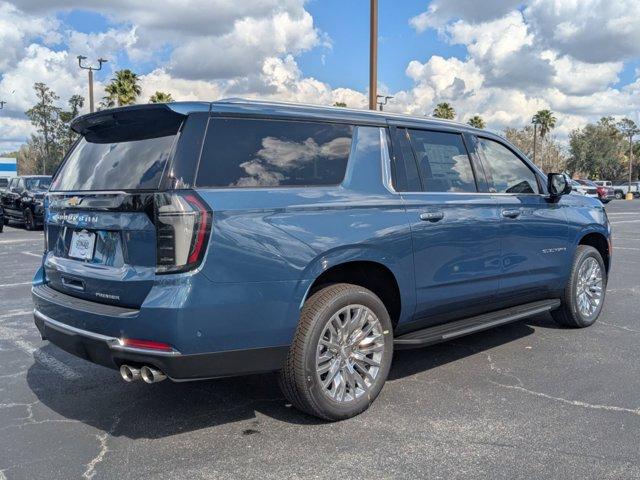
196, 118, 353, 188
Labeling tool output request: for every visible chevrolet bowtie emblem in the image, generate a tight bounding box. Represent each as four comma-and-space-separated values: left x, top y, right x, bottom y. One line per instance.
67, 196, 81, 207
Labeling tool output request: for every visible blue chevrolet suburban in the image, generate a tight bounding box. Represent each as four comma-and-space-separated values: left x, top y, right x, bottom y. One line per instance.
32, 99, 610, 420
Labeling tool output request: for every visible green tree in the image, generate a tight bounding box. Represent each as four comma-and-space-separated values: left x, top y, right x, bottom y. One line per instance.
102, 69, 141, 108
25, 82, 61, 174
333, 102, 347, 107
617, 118, 640, 182
467, 115, 485, 129
149, 91, 174, 103
432, 102, 455, 120
505, 126, 566, 173
532, 109, 557, 140
567, 117, 626, 179
57, 94, 85, 155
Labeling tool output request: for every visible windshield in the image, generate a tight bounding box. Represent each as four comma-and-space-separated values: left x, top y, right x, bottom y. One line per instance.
51, 134, 176, 191
25, 177, 51, 190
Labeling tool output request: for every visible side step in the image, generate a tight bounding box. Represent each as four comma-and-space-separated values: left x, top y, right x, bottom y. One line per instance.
394, 299, 561, 348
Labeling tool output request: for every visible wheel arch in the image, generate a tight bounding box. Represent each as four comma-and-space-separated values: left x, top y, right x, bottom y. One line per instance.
578, 231, 610, 273
303, 259, 404, 330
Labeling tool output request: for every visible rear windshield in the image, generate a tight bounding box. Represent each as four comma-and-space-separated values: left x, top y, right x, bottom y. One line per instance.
50, 135, 176, 191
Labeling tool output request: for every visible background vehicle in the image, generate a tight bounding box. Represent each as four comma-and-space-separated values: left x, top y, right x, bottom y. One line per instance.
0, 206, 3, 233
570, 179, 599, 198
0, 178, 8, 191
0, 176, 51, 230
579, 179, 613, 203
612, 181, 640, 199
32, 100, 610, 421
594, 180, 612, 188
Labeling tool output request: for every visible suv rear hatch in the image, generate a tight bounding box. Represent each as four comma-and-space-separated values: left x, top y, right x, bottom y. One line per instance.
44, 104, 211, 309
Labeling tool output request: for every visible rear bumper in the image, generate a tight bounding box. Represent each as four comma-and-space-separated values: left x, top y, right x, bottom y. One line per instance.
32, 285, 289, 381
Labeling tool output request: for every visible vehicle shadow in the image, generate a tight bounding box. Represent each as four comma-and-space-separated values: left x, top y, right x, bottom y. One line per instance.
27, 316, 540, 438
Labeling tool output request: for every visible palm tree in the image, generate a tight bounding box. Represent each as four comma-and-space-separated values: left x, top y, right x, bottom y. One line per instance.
532, 109, 557, 140
432, 102, 455, 120
531, 109, 557, 167
149, 91, 174, 103
467, 115, 485, 129
102, 69, 141, 108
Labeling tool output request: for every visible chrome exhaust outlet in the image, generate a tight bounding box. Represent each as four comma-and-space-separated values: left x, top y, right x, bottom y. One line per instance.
120, 365, 141, 382
140, 366, 167, 384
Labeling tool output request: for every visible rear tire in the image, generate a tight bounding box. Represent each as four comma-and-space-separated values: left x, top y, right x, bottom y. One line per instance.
614, 191, 623, 200
279, 283, 393, 421
552, 245, 606, 328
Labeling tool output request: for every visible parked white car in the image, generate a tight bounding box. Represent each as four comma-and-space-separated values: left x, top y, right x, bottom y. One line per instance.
612, 181, 640, 199
570, 179, 599, 198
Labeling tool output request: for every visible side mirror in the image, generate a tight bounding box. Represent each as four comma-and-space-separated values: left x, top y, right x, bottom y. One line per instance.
548, 173, 571, 197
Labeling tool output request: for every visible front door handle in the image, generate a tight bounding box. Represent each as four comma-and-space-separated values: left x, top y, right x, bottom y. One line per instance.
502, 209, 521, 219
419, 211, 444, 222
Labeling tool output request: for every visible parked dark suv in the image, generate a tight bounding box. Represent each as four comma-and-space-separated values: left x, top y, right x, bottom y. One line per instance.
1, 175, 51, 229
32, 100, 611, 420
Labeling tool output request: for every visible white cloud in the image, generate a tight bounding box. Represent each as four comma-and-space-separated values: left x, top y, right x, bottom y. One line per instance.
410, 0, 522, 32
0, 1, 59, 71
525, 0, 640, 63
169, 10, 320, 80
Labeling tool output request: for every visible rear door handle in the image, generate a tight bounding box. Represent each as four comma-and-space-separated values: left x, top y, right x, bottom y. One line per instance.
501, 209, 521, 219
419, 211, 444, 222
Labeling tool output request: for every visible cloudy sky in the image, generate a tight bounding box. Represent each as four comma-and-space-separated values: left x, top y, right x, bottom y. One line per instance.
1, 0, 640, 152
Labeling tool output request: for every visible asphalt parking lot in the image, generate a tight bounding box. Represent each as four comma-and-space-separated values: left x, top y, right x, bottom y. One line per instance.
0, 200, 639, 480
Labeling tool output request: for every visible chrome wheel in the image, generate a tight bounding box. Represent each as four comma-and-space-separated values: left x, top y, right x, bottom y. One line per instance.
315, 304, 385, 403
576, 257, 603, 317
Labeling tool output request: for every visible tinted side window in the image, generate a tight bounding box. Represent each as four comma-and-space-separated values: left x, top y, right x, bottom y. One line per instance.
197, 118, 353, 188
477, 138, 539, 194
408, 130, 477, 193
391, 128, 421, 192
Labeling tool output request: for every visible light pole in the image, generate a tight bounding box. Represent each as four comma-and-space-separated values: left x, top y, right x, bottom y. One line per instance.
531, 116, 540, 166
376, 95, 393, 111
369, 0, 378, 111
77, 56, 107, 113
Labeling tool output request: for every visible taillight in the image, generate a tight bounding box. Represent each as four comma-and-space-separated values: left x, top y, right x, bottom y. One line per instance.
120, 338, 174, 352
154, 191, 211, 274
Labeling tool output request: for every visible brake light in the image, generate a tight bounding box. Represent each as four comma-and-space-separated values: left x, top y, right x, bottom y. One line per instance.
121, 338, 174, 352
154, 191, 211, 274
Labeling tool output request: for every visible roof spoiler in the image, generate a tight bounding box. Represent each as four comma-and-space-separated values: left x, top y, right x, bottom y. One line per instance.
71, 103, 211, 143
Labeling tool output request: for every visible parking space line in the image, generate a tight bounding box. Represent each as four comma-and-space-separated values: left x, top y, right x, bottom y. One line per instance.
0, 281, 31, 288
0, 309, 33, 319
0, 240, 41, 245
21, 251, 41, 258
610, 220, 640, 224
0, 325, 81, 380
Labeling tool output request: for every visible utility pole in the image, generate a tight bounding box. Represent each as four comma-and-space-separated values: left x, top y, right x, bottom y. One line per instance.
0, 101, 5, 110
77, 56, 107, 113
629, 132, 634, 184
369, 0, 378, 111
377, 95, 393, 111
531, 117, 539, 165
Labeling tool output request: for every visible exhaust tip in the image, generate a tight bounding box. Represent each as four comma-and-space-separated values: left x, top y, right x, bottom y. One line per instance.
120, 365, 141, 382
140, 365, 167, 384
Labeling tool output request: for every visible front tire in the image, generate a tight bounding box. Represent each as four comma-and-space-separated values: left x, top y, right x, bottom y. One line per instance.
552, 245, 606, 328
279, 283, 393, 421
24, 208, 35, 231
